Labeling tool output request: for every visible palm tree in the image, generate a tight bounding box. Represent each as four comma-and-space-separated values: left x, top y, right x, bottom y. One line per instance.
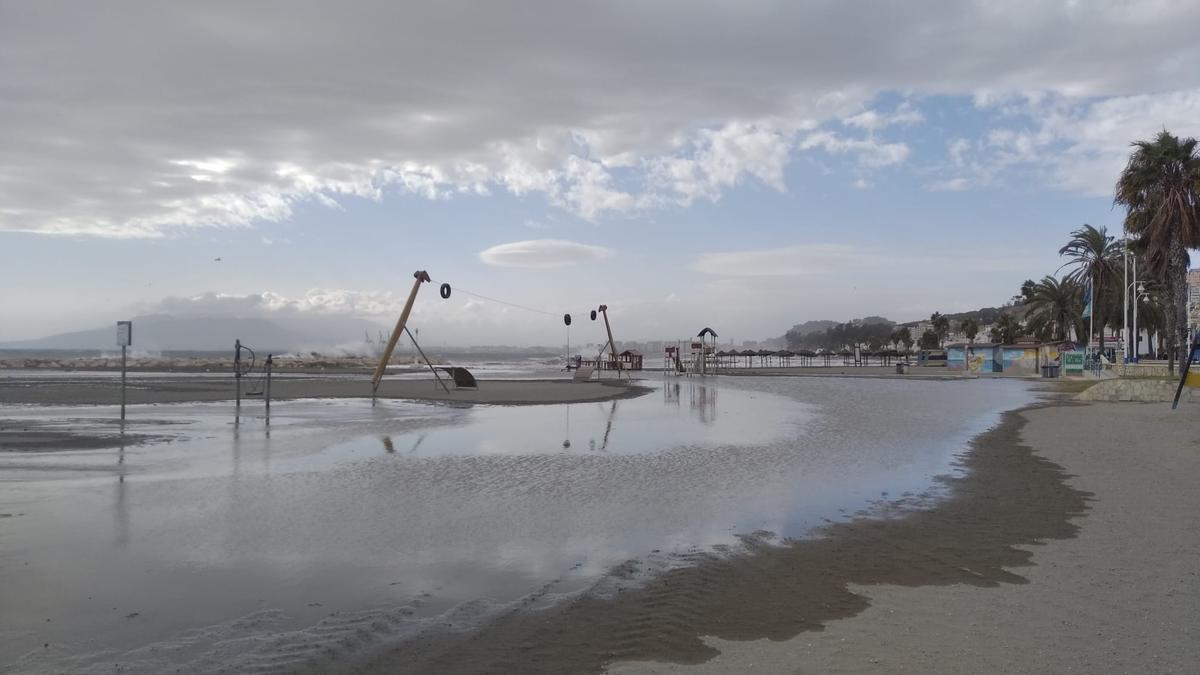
891, 325, 912, 353
1058, 224, 1121, 353
961, 318, 979, 345
1019, 279, 1037, 304
1115, 131, 1200, 374
989, 314, 1023, 344
1024, 275, 1084, 342
930, 312, 950, 346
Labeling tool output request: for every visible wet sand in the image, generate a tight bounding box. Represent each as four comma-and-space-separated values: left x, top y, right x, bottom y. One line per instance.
2, 377, 1032, 672
353, 400, 1199, 674
720, 365, 964, 379
0, 375, 648, 407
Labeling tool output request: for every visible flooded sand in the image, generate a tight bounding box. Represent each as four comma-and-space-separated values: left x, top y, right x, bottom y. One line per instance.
0, 376, 1034, 673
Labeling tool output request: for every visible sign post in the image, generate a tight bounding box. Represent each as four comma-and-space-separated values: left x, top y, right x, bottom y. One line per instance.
116, 321, 132, 421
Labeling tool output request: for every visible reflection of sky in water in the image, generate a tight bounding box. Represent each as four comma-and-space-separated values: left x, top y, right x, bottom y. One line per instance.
331, 380, 805, 460
0, 376, 1033, 671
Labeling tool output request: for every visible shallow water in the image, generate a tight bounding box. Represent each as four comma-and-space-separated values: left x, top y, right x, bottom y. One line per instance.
0, 375, 1033, 673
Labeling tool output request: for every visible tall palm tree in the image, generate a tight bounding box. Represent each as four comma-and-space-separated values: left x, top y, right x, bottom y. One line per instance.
930, 312, 950, 346
1024, 276, 1084, 342
1115, 131, 1200, 374
1058, 224, 1121, 353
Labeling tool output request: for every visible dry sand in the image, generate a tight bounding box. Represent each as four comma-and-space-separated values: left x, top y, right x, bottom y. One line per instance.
350, 399, 1198, 674
0, 375, 648, 407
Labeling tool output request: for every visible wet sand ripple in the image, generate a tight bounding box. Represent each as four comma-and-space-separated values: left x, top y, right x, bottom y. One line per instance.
354, 403, 1090, 674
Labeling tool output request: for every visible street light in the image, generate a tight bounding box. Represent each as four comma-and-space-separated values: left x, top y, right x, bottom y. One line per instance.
1123, 241, 1147, 364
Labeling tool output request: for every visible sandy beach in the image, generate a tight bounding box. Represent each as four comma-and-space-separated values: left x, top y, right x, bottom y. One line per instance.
350, 396, 1199, 674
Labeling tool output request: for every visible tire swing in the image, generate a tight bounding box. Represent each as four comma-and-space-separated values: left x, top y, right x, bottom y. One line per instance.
439, 283, 452, 299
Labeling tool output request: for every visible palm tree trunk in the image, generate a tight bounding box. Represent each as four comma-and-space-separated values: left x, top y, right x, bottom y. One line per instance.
1170, 238, 1189, 375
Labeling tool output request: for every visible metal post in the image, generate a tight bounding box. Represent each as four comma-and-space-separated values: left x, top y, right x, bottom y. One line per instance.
1123, 245, 1130, 364
120, 344, 127, 421
264, 354, 272, 425
404, 326, 450, 394
1089, 271, 1095, 356
234, 339, 242, 424
1133, 257, 1139, 363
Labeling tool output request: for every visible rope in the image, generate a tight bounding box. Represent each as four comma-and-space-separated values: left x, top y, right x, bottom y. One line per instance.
450, 286, 561, 318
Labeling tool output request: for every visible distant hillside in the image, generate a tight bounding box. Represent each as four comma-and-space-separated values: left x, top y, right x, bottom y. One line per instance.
898, 305, 1018, 328
782, 316, 898, 351
784, 320, 838, 336
0, 314, 389, 353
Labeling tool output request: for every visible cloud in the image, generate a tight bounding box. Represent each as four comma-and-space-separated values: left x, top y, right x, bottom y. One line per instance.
927, 177, 971, 192
478, 239, 615, 268
691, 243, 1046, 278
947, 138, 971, 167
647, 120, 801, 206
152, 290, 407, 318
799, 132, 910, 168
843, 102, 924, 132
691, 244, 877, 277
924, 89, 1200, 196
2, 2, 1199, 235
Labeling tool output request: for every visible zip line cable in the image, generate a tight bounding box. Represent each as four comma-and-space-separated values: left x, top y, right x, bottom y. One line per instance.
448, 285, 562, 318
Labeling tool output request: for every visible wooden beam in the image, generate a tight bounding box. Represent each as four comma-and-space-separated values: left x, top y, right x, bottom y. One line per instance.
599, 304, 623, 378
372, 270, 431, 393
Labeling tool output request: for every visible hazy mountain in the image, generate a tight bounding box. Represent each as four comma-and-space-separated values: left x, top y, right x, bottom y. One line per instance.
784, 320, 839, 336
0, 314, 389, 353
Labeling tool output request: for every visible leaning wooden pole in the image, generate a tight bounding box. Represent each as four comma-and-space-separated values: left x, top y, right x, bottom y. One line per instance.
372, 270, 431, 395
599, 304, 623, 379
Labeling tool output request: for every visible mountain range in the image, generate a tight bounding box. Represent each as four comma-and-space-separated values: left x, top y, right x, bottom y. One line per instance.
0, 314, 389, 353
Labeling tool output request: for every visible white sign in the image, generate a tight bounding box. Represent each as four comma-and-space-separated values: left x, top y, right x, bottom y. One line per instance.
116, 321, 132, 347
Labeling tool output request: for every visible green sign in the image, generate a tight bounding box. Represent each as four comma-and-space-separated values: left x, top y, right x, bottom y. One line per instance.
1062, 350, 1084, 375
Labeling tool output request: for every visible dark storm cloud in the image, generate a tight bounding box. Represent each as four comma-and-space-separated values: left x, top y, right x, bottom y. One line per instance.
1, 0, 1197, 235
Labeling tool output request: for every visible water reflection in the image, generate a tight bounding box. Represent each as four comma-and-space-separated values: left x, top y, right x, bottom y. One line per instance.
326, 381, 794, 460
1, 377, 1037, 672
114, 425, 128, 548
689, 382, 717, 424
663, 381, 717, 424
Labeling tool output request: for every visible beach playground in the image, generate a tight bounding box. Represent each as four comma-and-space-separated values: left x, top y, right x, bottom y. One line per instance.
2, 339, 1198, 673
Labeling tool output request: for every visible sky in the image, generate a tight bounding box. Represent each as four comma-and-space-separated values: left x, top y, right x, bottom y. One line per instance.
2, 1, 1199, 345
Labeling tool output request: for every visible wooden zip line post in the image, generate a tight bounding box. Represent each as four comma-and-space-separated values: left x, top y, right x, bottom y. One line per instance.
372, 270, 432, 398
598, 304, 625, 379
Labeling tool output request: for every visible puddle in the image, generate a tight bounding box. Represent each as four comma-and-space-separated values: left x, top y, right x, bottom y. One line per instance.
0, 376, 1034, 672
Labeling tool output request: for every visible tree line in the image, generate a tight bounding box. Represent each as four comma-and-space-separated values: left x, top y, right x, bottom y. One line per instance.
995, 131, 1197, 374
783, 131, 1199, 374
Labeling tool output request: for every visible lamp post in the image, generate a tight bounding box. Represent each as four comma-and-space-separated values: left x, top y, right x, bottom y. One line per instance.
1134, 281, 1147, 362
1124, 244, 1130, 364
